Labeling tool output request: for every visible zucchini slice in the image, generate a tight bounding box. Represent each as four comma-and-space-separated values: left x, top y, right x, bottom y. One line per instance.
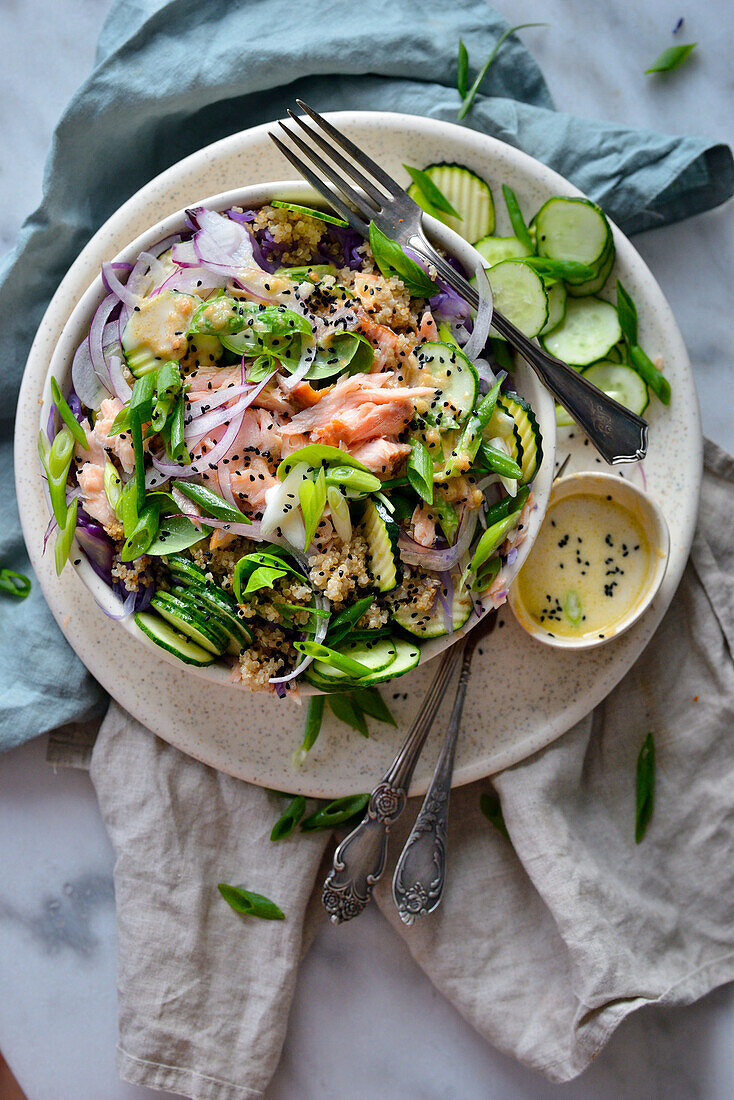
474, 235, 532, 267
541, 296, 622, 367
582, 361, 649, 416
565, 244, 615, 298
393, 581, 473, 639
361, 500, 400, 593
313, 637, 397, 683
414, 340, 478, 429
150, 591, 229, 655
531, 197, 612, 270
496, 392, 543, 485
486, 260, 548, 340
408, 163, 495, 242
134, 611, 216, 666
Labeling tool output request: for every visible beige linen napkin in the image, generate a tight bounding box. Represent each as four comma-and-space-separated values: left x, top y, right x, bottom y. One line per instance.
90, 439, 734, 1097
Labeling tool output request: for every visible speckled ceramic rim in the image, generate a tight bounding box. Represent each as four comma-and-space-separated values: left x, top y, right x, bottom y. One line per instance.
36, 178, 556, 692
15, 112, 702, 797
508, 472, 670, 649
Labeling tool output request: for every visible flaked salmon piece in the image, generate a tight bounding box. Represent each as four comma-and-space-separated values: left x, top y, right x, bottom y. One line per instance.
416, 310, 438, 344
93, 398, 136, 473
356, 315, 415, 373
349, 437, 410, 476
230, 457, 279, 513
77, 461, 117, 529
210, 529, 238, 551
281, 372, 434, 450
289, 380, 323, 408
411, 503, 437, 548
185, 364, 294, 415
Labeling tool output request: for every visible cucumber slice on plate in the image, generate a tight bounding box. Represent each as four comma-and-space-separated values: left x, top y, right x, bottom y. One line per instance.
541, 297, 622, 366
135, 611, 216, 667
393, 582, 473, 639
313, 637, 397, 684
532, 197, 612, 271
356, 637, 420, 685
540, 280, 567, 335
496, 392, 543, 484
414, 340, 478, 427
486, 260, 548, 340
407, 163, 495, 242
361, 500, 401, 593
583, 361, 649, 416
474, 235, 532, 267
150, 591, 229, 655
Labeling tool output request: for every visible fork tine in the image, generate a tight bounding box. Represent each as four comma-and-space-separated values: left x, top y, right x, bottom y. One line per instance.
268, 133, 369, 236
287, 109, 388, 208
295, 100, 405, 199
278, 120, 380, 218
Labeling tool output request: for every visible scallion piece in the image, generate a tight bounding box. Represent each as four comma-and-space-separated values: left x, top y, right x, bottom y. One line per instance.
173, 480, 248, 523
483, 484, 529, 529
403, 164, 462, 219
103, 460, 122, 512
470, 512, 518, 572
475, 380, 502, 429
327, 694, 369, 737
0, 568, 32, 599
217, 884, 285, 920
41, 427, 75, 527
501, 184, 534, 254
457, 23, 546, 121
293, 640, 371, 677
54, 499, 78, 576
151, 361, 182, 432
324, 465, 382, 495
299, 468, 328, 548
645, 43, 696, 74
120, 502, 160, 563
478, 443, 522, 480
270, 795, 307, 841
300, 794, 370, 832
293, 696, 326, 768
165, 392, 192, 465
50, 378, 88, 449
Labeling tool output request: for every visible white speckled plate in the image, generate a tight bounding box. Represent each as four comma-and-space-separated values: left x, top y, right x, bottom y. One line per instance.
15, 112, 701, 798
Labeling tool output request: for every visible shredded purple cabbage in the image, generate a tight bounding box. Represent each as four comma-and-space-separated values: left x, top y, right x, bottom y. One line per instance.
327, 224, 363, 270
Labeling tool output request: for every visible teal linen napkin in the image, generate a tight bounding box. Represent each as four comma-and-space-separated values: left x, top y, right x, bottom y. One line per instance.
1, 0, 732, 751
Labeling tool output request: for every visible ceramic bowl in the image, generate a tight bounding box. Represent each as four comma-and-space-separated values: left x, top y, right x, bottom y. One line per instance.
38, 179, 556, 691
508, 471, 670, 650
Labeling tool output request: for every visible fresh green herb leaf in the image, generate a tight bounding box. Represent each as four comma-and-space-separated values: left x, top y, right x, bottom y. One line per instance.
0, 568, 31, 599
145, 513, 208, 556
645, 42, 696, 74
243, 565, 288, 596
348, 687, 397, 727
301, 794, 370, 831
368, 221, 438, 298
217, 883, 285, 920
403, 165, 462, 220
616, 281, 638, 345
270, 795, 307, 841
407, 439, 434, 505
635, 732, 655, 842
480, 791, 510, 839
327, 693, 369, 737
233, 551, 306, 601
307, 331, 374, 379
489, 337, 515, 373
458, 24, 547, 121
457, 39, 469, 99
501, 185, 534, 253
50, 378, 88, 449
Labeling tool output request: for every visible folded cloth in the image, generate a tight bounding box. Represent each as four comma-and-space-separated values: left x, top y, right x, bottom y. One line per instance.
91, 440, 734, 1093
2, 0, 733, 751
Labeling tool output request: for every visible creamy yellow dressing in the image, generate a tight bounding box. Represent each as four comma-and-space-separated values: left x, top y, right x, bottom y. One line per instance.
516, 492, 652, 640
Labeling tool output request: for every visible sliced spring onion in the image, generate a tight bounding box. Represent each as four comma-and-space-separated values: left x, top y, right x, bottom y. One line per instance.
501, 184, 534, 254
292, 695, 326, 769
277, 444, 372, 480
327, 694, 369, 737
0, 568, 32, 599
151, 361, 182, 431
54, 499, 78, 576
50, 378, 88, 449
563, 590, 583, 625
217, 884, 285, 920
270, 795, 307, 841
470, 513, 518, 572
299, 468, 328, 548
482, 485, 529, 529
164, 392, 192, 464
629, 344, 671, 405
120, 503, 161, 562
300, 794, 370, 831
348, 687, 397, 726
403, 165, 461, 219
103, 461, 122, 512
324, 465, 381, 495
327, 484, 352, 544
293, 640, 371, 677
42, 427, 75, 527
325, 595, 376, 646
478, 443, 522, 480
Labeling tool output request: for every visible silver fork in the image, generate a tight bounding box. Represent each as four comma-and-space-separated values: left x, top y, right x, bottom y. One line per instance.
321, 642, 462, 924
269, 101, 648, 465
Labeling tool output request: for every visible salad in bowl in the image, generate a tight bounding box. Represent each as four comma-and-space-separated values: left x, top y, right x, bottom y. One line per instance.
39, 180, 554, 696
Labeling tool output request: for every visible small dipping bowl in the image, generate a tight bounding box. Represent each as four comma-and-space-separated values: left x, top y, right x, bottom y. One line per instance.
508, 472, 670, 650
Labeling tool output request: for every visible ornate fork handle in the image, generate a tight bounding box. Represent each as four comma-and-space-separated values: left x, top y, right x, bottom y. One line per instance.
322, 646, 462, 925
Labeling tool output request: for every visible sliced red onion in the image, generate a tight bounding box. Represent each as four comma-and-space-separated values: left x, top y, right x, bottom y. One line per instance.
97, 588, 137, 621
217, 463, 239, 510
437, 570, 454, 634
185, 391, 255, 445
472, 356, 497, 388
127, 234, 181, 296
505, 547, 518, 566
72, 335, 110, 408
191, 207, 254, 273
102, 261, 142, 310
175, 511, 260, 539
88, 294, 119, 389
278, 338, 317, 391
108, 354, 132, 402
461, 265, 493, 363
399, 507, 477, 571
171, 240, 198, 267
186, 383, 251, 419
43, 514, 58, 553
154, 265, 228, 296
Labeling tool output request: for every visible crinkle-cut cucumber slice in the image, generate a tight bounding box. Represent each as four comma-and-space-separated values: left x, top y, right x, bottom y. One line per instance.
532, 196, 612, 269
540, 280, 567, 335
474, 235, 532, 267
408, 163, 495, 242
134, 611, 216, 666
541, 296, 622, 366
496, 391, 543, 485
486, 260, 548, 340
582, 361, 649, 416
361, 500, 400, 593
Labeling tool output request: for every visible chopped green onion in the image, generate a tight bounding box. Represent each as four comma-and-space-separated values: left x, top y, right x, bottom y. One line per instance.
293, 696, 326, 768
406, 439, 434, 505
478, 443, 522, 480
479, 790, 509, 839
470, 513, 518, 572
120, 502, 160, 562
103, 461, 122, 512
293, 640, 371, 677
616, 281, 638, 345
277, 444, 372, 481
501, 185, 534, 254
324, 465, 382, 495
635, 732, 655, 842
474, 555, 502, 592
645, 43, 696, 74
483, 484, 529, 529
173, 480, 248, 523
165, 392, 192, 465
457, 23, 547, 120
327, 694, 369, 737
270, 795, 307, 841
563, 590, 583, 625
300, 793, 370, 831
368, 221, 438, 299
475, 380, 502, 429
299, 468, 328, 548
403, 164, 462, 219
54, 499, 78, 576
0, 568, 31, 599
50, 378, 88, 449
325, 595, 375, 646
151, 361, 182, 432
629, 344, 671, 406
523, 257, 594, 281
41, 427, 75, 526
118, 479, 139, 535
457, 39, 469, 99
217, 884, 285, 920
431, 496, 459, 543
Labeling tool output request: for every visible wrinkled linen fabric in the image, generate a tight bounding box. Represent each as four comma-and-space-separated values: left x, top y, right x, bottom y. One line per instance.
2, 0, 732, 749
91, 442, 734, 1092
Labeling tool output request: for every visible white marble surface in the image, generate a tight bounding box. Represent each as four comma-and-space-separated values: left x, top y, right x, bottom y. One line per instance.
2, 1, 733, 1098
